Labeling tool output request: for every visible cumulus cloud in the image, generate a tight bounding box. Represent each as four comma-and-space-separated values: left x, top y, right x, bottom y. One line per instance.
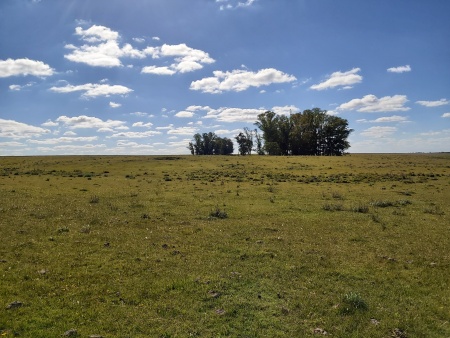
442, 113, 450, 118
141, 66, 176, 75
50, 83, 133, 98
387, 65, 411, 73
310, 68, 362, 91
416, 98, 449, 107
0, 58, 54, 78
132, 122, 153, 128
0, 118, 50, 139
190, 68, 296, 93
142, 43, 215, 75
65, 25, 146, 67
175, 111, 195, 118
360, 126, 398, 138
55, 115, 127, 130
338, 94, 410, 112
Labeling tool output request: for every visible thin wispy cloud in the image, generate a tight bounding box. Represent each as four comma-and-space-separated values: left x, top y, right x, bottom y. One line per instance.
387, 65, 411, 73
416, 99, 449, 107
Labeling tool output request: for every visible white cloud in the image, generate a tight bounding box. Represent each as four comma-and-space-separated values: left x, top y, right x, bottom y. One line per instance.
310, 68, 362, 91
167, 127, 198, 135
371, 115, 409, 123
65, 25, 146, 67
28, 136, 98, 145
152, 36, 160, 41
109, 101, 122, 108
360, 126, 398, 138
109, 131, 161, 138
204, 107, 264, 122
338, 94, 410, 112
50, 83, 133, 98
442, 113, 450, 118
133, 37, 145, 43
0, 58, 54, 78
155, 124, 174, 130
416, 98, 449, 107
0, 119, 50, 139
55, 115, 127, 129
215, 129, 242, 135
132, 122, 153, 128
387, 65, 411, 73
41, 120, 59, 127
142, 43, 215, 75
272, 105, 300, 115
190, 68, 296, 93
141, 66, 176, 75
218, 0, 256, 10
175, 111, 195, 118
8, 82, 34, 91
63, 131, 77, 136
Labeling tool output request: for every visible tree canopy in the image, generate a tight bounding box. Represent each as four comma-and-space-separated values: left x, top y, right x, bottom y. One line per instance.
188, 132, 234, 155
255, 108, 353, 156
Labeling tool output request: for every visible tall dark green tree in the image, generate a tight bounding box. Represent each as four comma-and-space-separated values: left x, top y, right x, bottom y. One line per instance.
235, 127, 253, 155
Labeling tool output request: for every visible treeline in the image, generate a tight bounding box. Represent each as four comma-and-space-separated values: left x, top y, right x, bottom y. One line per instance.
188, 108, 353, 156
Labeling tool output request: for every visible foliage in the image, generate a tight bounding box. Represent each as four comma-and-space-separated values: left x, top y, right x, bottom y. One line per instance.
235, 127, 254, 156
188, 132, 234, 155
256, 108, 353, 156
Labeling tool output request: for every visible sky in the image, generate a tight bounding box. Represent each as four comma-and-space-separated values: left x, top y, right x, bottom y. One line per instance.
1, 0, 449, 155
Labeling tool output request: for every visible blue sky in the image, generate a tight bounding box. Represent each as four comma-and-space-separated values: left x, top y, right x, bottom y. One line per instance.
1, 0, 449, 155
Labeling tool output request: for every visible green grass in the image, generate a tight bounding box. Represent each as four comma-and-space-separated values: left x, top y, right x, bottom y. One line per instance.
0, 154, 449, 337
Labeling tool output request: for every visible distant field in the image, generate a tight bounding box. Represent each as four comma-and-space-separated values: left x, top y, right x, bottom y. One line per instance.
1, 154, 449, 337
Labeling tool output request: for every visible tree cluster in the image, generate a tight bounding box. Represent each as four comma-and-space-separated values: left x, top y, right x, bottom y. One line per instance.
255, 108, 353, 156
188, 132, 234, 155
188, 108, 353, 156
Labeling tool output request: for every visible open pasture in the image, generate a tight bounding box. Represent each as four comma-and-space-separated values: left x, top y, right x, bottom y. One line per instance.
1, 154, 449, 337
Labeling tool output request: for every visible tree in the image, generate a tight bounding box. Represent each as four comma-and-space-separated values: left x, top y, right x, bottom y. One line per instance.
255, 111, 282, 155
235, 127, 253, 156
255, 108, 352, 156
188, 132, 234, 155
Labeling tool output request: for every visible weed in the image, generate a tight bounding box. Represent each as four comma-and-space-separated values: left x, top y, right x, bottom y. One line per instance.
89, 195, 100, 204
339, 292, 368, 315
323, 203, 344, 211
209, 206, 228, 219
353, 203, 369, 213
424, 205, 444, 215
371, 200, 394, 208
331, 191, 344, 199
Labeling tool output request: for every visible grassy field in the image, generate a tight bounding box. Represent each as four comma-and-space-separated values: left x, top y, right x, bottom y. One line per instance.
1, 154, 449, 337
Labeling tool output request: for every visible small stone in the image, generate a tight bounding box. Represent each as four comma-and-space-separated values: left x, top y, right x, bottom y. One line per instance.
104, 242, 110, 247
89, 335, 104, 338
208, 290, 221, 299
313, 327, 328, 335
370, 318, 380, 325
63, 329, 78, 336
215, 308, 225, 315
6, 301, 23, 310
38, 269, 48, 275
